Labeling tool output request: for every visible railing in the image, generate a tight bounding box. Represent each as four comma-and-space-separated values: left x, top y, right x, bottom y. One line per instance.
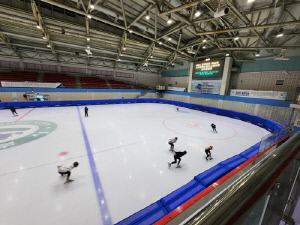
181, 132, 300, 225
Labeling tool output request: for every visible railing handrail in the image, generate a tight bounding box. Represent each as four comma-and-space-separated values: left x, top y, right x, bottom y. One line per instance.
183, 132, 300, 225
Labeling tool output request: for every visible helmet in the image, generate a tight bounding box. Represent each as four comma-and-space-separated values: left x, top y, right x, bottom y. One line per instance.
183, 151, 187, 154
74, 162, 79, 167
175, 137, 178, 139
210, 146, 213, 149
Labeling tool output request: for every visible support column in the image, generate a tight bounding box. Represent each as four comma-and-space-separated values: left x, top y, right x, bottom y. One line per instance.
187, 62, 194, 92
220, 57, 233, 95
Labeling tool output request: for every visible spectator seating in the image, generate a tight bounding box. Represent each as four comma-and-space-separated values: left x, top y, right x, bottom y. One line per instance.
107, 79, 133, 89
79, 76, 109, 89
43, 73, 76, 88
0, 71, 38, 86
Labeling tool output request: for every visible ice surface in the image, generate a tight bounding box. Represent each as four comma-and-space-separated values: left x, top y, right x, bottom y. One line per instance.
0, 104, 270, 225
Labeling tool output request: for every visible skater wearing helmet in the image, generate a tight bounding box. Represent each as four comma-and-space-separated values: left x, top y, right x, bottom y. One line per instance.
57, 162, 79, 184
168, 151, 187, 168
211, 123, 217, 133
205, 146, 213, 161
168, 137, 178, 153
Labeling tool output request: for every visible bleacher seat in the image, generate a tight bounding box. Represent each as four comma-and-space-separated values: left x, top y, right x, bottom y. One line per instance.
79, 76, 109, 89
43, 73, 76, 88
0, 71, 38, 86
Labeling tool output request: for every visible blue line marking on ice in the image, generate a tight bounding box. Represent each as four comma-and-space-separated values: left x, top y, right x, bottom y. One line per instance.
77, 106, 113, 225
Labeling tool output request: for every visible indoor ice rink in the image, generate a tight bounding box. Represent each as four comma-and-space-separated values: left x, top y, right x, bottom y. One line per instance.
0, 103, 270, 225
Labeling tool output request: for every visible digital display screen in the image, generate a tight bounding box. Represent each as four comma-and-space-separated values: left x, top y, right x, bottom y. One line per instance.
193, 59, 225, 78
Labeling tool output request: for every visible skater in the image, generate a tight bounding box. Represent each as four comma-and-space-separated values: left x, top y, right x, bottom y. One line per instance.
168, 151, 187, 168
205, 146, 213, 161
177, 107, 179, 112
84, 106, 88, 117
9, 105, 18, 116
168, 137, 178, 152
57, 162, 79, 184
211, 123, 217, 133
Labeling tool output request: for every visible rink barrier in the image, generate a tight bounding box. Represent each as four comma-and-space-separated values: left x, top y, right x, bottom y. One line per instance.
1, 98, 289, 224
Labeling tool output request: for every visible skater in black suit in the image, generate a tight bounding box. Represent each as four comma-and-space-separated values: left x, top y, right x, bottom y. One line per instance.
211, 123, 217, 133
84, 106, 88, 117
205, 146, 213, 161
9, 105, 18, 116
168, 151, 187, 168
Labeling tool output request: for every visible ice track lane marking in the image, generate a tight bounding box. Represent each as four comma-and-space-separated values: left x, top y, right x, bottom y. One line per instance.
76, 106, 113, 225
0, 141, 143, 177
15, 108, 35, 121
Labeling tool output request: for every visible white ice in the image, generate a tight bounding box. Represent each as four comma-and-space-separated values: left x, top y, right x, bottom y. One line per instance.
0, 103, 270, 225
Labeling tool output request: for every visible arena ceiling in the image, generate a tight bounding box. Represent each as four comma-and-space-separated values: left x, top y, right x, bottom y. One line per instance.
0, 0, 300, 74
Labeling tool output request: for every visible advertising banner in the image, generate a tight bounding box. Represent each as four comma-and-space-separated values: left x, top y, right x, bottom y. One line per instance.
230, 89, 287, 100
168, 87, 187, 92
1, 81, 62, 88
191, 80, 222, 94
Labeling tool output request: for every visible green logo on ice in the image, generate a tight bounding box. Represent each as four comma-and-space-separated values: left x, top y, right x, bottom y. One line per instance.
0, 120, 57, 150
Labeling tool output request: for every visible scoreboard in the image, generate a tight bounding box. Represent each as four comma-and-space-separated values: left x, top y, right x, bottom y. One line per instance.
193, 59, 225, 79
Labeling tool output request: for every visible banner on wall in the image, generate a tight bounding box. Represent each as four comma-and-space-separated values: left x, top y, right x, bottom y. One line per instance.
1, 81, 62, 88
168, 87, 187, 92
191, 80, 222, 94
230, 89, 287, 100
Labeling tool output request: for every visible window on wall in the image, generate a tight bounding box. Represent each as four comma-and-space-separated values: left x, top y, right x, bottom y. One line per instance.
115, 72, 134, 78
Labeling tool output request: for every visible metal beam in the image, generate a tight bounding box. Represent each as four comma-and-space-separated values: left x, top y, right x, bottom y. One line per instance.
39, 0, 191, 59
158, 52, 177, 73
31, 0, 59, 62
114, 31, 127, 68
197, 20, 300, 35
128, 4, 153, 28
158, 23, 188, 40
136, 42, 155, 71
160, 0, 209, 16
0, 34, 22, 58
120, 0, 127, 28
220, 46, 300, 50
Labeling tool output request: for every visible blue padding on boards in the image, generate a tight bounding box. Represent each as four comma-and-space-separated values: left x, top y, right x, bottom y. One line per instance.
194, 164, 223, 183
115, 201, 164, 225
240, 113, 255, 123
199, 167, 230, 187
240, 143, 260, 159
253, 117, 267, 128
218, 155, 248, 169
265, 120, 277, 132
164, 183, 205, 213
160, 180, 199, 206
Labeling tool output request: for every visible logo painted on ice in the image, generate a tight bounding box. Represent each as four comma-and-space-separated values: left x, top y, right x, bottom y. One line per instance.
0, 120, 57, 150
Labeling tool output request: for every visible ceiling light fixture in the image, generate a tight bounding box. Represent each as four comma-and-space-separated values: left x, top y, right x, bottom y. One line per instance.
205, 58, 210, 61
168, 37, 172, 41
129, 29, 133, 33
179, 29, 183, 35
123, 44, 126, 50
255, 50, 260, 56
42, 33, 46, 39
202, 45, 206, 49
90, 4, 94, 9
145, 11, 150, 20
36, 21, 41, 29
150, 54, 153, 58
195, 3, 201, 17
248, 0, 255, 2
226, 53, 230, 56
203, 38, 207, 42
234, 36, 239, 40
47, 42, 50, 47
159, 41, 162, 44
87, 14, 92, 19
87, 36, 90, 41
167, 14, 172, 24
277, 27, 284, 37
